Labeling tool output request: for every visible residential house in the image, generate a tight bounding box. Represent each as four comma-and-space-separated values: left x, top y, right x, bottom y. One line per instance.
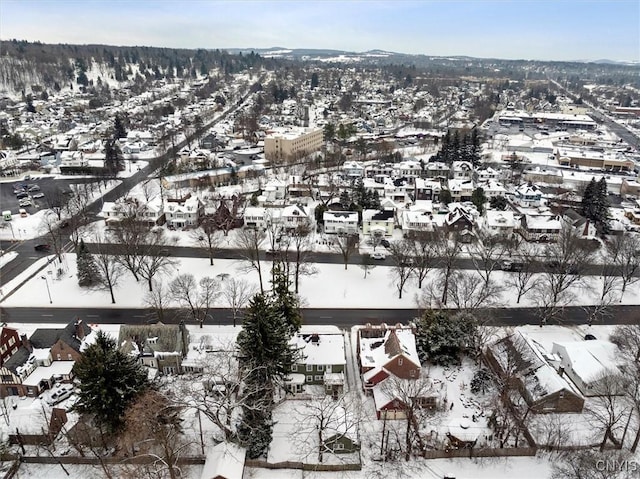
288, 331, 346, 397
445, 206, 475, 236
165, 195, 204, 228
484, 332, 584, 413
422, 161, 450, 180
358, 324, 421, 391
362, 209, 395, 237
478, 179, 507, 199
371, 378, 442, 420
0, 327, 21, 367
119, 323, 189, 375
323, 211, 359, 235
562, 209, 597, 238
413, 178, 441, 201
280, 204, 310, 231
262, 178, 287, 202
342, 161, 365, 179
513, 183, 543, 208
29, 319, 92, 362
474, 167, 500, 182
520, 214, 561, 242
242, 206, 268, 230
447, 179, 474, 202
551, 340, 626, 397
451, 161, 473, 179
322, 405, 360, 453
483, 210, 518, 239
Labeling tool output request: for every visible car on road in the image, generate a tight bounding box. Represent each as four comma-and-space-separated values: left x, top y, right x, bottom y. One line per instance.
371, 252, 386, 260
501, 260, 524, 272
34, 244, 51, 252
32, 192, 45, 199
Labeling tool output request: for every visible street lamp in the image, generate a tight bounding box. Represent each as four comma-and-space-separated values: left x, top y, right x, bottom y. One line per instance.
41, 276, 52, 304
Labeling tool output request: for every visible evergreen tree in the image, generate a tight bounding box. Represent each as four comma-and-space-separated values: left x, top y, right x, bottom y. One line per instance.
113, 115, 127, 140
471, 187, 487, 214
76, 239, 101, 287
581, 178, 598, 220
72, 331, 149, 433
310, 72, 319, 89
104, 138, 123, 174
582, 177, 610, 234
270, 264, 302, 337
489, 195, 508, 210
414, 311, 475, 366
236, 292, 298, 458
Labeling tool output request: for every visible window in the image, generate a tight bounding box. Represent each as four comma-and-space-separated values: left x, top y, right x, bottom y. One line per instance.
334, 443, 345, 451
317, 365, 324, 372
8, 337, 15, 346
56, 354, 61, 360
67, 354, 73, 360
410, 370, 416, 378
315, 375, 323, 381
306, 375, 313, 382
292, 365, 298, 372
398, 357, 403, 366
306, 365, 313, 372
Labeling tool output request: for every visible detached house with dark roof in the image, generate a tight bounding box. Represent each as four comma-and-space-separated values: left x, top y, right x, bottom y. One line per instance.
119, 323, 189, 375
29, 319, 91, 362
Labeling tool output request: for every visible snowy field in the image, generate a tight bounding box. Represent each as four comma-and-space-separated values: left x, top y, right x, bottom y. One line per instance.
2, 251, 640, 312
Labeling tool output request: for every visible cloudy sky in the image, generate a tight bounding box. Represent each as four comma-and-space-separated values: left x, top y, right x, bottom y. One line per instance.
1, 0, 638, 62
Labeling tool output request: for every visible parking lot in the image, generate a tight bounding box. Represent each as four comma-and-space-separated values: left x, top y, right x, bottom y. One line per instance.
0, 176, 76, 216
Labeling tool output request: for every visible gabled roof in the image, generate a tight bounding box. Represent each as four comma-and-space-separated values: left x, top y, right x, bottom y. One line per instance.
359, 328, 421, 371
119, 324, 185, 357
3, 346, 30, 374
29, 320, 91, 353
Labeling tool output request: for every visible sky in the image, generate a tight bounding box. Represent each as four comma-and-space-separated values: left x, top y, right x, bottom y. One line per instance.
1, 0, 638, 62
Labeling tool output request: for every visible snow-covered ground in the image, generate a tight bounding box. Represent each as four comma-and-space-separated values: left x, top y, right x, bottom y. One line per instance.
2, 251, 640, 311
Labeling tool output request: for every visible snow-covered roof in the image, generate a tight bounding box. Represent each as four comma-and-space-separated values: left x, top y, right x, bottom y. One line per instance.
359, 328, 420, 370
200, 442, 246, 479
22, 361, 74, 387
291, 333, 346, 366
551, 340, 622, 384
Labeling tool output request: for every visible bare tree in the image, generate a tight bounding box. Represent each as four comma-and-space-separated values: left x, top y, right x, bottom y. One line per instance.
360, 253, 376, 279
387, 239, 415, 299
610, 324, 640, 363
112, 215, 148, 282
191, 216, 222, 266
222, 278, 257, 327
119, 389, 193, 479
92, 234, 126, 304
583, 261, 620, 326
535, 224, 594, 325
504, 243, 540, 304
471, 230, 507, 289
169, 274, 221, 328
379, 374, 441, 461
138, 232, 178, 292
330, 232, 359, 270
586, 373, 630, 451
434, 232, 462, 305
39, 210, 65, 262
445, 270, 501, 311
235, 227, 266, 293
289, 222, 317, 293
144, 280, 170, 323
607, 233, 640, 297
551, 449, 634, 479
293, 392, 363, 464
408, 231, 437, 289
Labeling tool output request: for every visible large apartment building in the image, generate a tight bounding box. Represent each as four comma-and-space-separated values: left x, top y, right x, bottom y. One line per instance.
264, 127, 323, 162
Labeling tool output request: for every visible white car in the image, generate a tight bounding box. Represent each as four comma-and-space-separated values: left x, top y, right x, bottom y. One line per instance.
18, 199, 32, 207
371, 252, 386, 260
32, 192, 45, 199
47, 384, 74, 406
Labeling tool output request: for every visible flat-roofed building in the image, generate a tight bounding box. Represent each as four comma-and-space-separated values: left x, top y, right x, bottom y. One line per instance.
264, 127, 323, 162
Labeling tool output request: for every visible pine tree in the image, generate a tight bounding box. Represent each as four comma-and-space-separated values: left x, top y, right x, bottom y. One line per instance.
581, 177, 598, 221
270, 264, 302, 337
72, 331, 149, 433
113, 115, 127, 140
471, 187, 487, 214
596, 177, 611, 234
76, 239, 101, 287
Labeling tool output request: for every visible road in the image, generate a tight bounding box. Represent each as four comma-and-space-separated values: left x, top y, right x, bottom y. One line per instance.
1, 304, 639, 328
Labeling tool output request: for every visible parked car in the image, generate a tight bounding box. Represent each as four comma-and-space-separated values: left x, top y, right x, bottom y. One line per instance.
32, 192, 45, 199
27, 185, 40, 192
371, 252, 386, 260
34, 244, 51, 252
47, 384, 74, 406
18, 199, 32, 207
15, 192, 28, 199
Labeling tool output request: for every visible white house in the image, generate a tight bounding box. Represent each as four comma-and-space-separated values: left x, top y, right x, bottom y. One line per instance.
447, 179, 474, 202
451, 161, 474, 179
280, 204, 310, 230
483, 210, 518, 238
263, 178, 287, 202
342, 160, 365, 179
551, 340, 626, 397
414, 178, 441, 201
514, 183, 543, 208
323, 211, 359, 234
520, 214, 561, 242
362, 209, 395, 237
164, 196, 203, 228
478, 179, 507, 199
242, 206, 267, 230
